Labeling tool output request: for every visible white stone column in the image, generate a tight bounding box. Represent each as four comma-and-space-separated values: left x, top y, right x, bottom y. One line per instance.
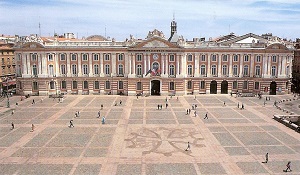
38, 54, 42, 76
89, 53, 93, 76
148, 54, 151, 71
262, 54, 267, 78
42, 53, 47, 76
67, 53, 71, 76
278, 55, 282, 77
27, 54, 31, 76
112, 53, 116, 75
144, 53, 147, 75
229, 54, 233, 77
78, 53, 82, 77
124, 53, 129, 75
267, 55, 271, 77
100, 53, 104, 76
176, 54, 180, 75
250, 54, 254, 77
133, 54, 136, 75
239, 54, 244, 77
218, 54, 221, 77
181, 54, 185, 76
165, 54, 169, 76
128, 54, 132, 75
55, 53, 59, 76
282, 55, 287, 77
194, 53, 199, 77
22, 53, 28, 76
207, 54, 211, 77
161, 53, 165, 75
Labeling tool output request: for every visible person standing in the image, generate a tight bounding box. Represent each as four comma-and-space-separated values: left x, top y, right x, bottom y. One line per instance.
223, 101, 226, 106
102, 116, 106, 124
77, 111, 80, 117
101, 104, 103, 110
166, 103, 168, 109
237, 102, 239, 109
241, 104, 244, 110
11, 122, 14, 130
264, 101, 266, 107
194, 110, 197, 117
120, 100, 122, 105
97, 111, 101, 118
265, 153, 268, 163
31, 124, 35, 132
32, 99, 35, 104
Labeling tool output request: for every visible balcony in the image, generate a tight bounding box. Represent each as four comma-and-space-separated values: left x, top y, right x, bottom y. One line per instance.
200, 74, 207, 77
83, 74, 89, 77
136, 74, 143, 78
253, 75, 261, 78
72, 74, 78, 77
186, 75, 194, 77
168, 75, 176, 78
117, 74, 124, 77
222, 75, 229, 78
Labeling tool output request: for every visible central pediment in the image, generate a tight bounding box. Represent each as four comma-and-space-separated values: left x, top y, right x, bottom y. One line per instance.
131, 37, 181, 49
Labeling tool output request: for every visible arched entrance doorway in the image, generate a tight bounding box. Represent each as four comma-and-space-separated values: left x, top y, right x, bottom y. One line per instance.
151, 80, 160, 95
210, 80, 217, 94
221, 80, 228, 94
270, 81, 277, 95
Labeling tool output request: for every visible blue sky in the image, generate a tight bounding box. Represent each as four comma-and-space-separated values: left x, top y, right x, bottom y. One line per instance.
1, 0, 300, 40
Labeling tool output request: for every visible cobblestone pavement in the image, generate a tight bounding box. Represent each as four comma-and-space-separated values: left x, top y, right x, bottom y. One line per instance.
0, 94, 299, 175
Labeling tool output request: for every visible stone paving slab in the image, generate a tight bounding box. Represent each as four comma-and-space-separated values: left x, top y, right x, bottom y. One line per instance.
0, 94, 299, 175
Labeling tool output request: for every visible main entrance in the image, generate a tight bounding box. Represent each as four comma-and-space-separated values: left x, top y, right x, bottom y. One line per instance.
221, 80, 228, 94
270, 81, 277, 95
151, 80, 160, 95
210, 80, 217, 94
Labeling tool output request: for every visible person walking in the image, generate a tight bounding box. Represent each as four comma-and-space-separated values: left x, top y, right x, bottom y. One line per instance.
237, 102, 239, 109
11, 110, 14, 115
77, 111, 80, 117
120, 100, 122, 105
285, 161, 292, 172
101, 104, 103, 110
69, 120, 74, 127
223, 101, 226, 106
97, 111, 101, 118
265, 153, 268, 163
166, 103, 168, 109
32, 99, 35, 104
241, 104, 244, 110
204, 112, 208, 119
75, 111, 78, 118
186, 109, 189, 115
185, 142, 190, 151
188, 109, 191, 114
157, 104, 160, 110
264, 101, 266, 107
194, 110, 197, 117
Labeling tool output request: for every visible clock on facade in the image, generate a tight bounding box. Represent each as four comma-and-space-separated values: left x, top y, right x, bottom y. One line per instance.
153, 54, 159, 60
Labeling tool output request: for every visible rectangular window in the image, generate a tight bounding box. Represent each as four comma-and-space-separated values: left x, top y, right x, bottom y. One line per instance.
32, 65, 37, 76
60, 54, 66, 61
233, 55, 238, 62
72, 81, 77, 89
118, 54, 123, 61
136, 54, 142, 61
256, 55, 261, 62
187, 81, 192, 89
169, 82, 175, 91
243, 81, 248, 89
32, 82, 38, 90
94, 81, 99, 89
201, 55, 206, 61
72, 64, 77, 75
244, 55, 249, 62
48, 54, 53, 61
31, 54, 37, 61
200, 81, 205, 89
48, 65, 54, 75
233, 81, 238, 89
83, 64, 88, 75
105, 81, 110, 89
71, 54, 77, 61
118, 81, 123, 89
93, 54, 99, 61
169, 54, 175, 62
212, 54, 217, 61
272, 55, 277, 62
83, 81, 88, 89
222, 55, 228, 62
82, 54, 88, 61
187, 54, 193, 62
255, 82, 259, 90
104, 54, 110, 61
61, 81, 67, 89
137, 82, 142, 90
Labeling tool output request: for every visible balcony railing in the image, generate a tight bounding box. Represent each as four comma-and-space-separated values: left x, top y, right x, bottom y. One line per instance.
168, 75, 176, 78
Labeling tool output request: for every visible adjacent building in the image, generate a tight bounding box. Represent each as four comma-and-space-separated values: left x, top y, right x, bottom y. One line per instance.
14, 20, 294, 96
0, 35, 17, 94
293, 38, 300, 93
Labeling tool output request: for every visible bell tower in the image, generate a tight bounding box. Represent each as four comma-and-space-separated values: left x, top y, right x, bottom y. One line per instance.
170, 15, 177, 38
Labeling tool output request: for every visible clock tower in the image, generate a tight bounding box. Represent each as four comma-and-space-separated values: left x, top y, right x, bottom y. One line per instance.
169, 17, 177, 41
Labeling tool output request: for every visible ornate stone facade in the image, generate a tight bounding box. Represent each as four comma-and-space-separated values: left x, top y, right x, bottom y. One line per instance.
13, 23, 294, 96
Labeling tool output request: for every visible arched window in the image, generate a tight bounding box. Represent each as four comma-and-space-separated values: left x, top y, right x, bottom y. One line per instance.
72, 64, 77, 75
233, 55, 238, 62
169, 65, 175, 76
187, 65, 193, 76
118, 64, 124, 75
211, 65, 217, 75
200, 65, 206, 75
233, 65, 238, 76
222, 65, 227, 75
94, 64, 99, 75
83, 64, 88, 75
136, 64, 142, 76
60, 64, 66, 75
271, 66, 276, 76
255, 65, 261, 76
243, 65, 249, 76
105, 64, 110, 75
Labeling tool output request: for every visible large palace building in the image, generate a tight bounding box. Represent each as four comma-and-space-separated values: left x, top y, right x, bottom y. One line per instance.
14, 20, 294, 96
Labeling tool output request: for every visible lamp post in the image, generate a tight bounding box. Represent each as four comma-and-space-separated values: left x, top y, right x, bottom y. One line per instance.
6, 78, 9, 108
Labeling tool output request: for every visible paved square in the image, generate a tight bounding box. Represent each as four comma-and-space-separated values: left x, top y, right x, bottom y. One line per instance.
0, 94, 299, 174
